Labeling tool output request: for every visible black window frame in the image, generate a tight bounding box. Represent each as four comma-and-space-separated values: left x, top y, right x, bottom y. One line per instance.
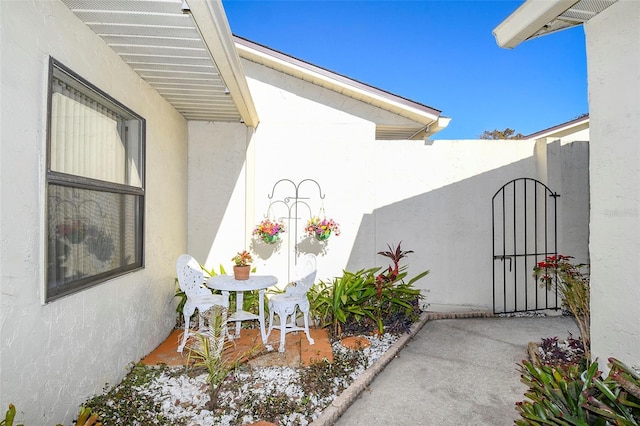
45, 57, 146, 302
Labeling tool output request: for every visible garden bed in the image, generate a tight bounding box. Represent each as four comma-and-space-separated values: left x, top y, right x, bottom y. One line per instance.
82, 313, 430, 426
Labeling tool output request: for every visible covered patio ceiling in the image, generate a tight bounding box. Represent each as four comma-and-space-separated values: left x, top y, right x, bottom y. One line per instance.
60, 0, 259, 126
493, 0, 618, 48
61, 0, 449, 140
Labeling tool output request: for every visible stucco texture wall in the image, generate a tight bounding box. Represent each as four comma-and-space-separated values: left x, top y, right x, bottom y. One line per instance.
585, 0, 640, 371
188, 58, 590, 311
372, 139, 588, 309
187, 121, 251, 266
238, 60, 379, 286
0, 1, 188, 423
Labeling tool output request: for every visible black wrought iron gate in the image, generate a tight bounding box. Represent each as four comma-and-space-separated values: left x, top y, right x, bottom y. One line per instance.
492, 178, 560, 314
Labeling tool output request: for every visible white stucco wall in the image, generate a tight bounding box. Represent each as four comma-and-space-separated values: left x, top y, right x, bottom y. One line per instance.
559, 128, 589, 144
372, 138, 538, 308
187, 121, 252, 267
186, 58, 589, 312
585, 0, 640, 370
235, 60, 379, 286
372, 138, 588, 309
0, 1, 188, 423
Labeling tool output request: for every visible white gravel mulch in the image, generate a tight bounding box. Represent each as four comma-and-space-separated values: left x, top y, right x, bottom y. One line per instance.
98, 333, 399, 426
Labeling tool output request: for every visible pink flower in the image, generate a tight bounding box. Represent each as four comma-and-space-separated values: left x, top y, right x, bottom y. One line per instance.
253, 219, 285, 237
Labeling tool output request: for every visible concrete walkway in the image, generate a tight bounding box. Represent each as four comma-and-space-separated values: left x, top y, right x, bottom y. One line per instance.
334, 315, 579, 426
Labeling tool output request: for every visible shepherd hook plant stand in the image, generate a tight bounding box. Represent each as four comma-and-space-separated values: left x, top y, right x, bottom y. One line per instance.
266, 178, 325, 282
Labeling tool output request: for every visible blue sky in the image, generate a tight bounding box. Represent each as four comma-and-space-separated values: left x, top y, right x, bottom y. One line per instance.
222, 0, 588, 140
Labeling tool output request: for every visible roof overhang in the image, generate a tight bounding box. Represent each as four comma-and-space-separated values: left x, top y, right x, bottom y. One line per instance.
60, 0, 259, 126
525, 114, 589, 139
493, 0, 618, 49
234, 36, 450, 140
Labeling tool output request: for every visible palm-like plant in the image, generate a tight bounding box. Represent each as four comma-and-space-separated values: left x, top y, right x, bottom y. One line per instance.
186, 305, 259, 410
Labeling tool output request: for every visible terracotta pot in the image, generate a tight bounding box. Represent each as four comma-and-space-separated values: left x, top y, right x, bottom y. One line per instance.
233, 265, 250, 280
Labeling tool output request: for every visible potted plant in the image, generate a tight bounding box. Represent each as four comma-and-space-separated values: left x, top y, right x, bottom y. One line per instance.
231, 250, 253, 280
305, 217, 340, 241
253, 218, 285, 244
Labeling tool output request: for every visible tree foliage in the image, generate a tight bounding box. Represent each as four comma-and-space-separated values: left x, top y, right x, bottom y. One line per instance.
479, 128, 525, 140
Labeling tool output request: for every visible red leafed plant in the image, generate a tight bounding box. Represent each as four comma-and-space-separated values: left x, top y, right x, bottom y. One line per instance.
367, 242, 428, 335
375, 243, 414, 299
533, 254, 591, 362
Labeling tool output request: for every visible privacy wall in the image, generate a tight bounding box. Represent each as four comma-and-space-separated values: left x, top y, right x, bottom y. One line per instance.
0, 1, 188, 423
188, 57, 590, 313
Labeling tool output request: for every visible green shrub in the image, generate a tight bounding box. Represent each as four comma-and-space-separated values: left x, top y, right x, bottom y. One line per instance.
84, 364, 169, 424
308, 267, 379, 336
186, 306, 260, 410
309, 242, 428, 337
516, 357, 640, 425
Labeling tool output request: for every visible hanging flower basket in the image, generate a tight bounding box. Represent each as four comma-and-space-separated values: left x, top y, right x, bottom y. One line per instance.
253, 218, 285, 244
262, 233, 279, 244
305, 217, 340, 241
316, 230, 332, 241
56, 219, 88, 244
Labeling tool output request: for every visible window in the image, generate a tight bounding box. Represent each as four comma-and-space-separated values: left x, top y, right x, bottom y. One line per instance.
46, 58, 145, 302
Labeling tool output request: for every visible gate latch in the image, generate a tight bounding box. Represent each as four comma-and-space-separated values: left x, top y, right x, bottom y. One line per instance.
494, 255, 513, 271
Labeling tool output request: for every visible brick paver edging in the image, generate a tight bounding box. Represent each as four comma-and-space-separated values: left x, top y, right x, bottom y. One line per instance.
310, 309, 494, 425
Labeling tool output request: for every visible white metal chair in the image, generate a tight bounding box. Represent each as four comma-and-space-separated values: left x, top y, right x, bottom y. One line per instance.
267, 253, 317, 352
176, 254, 226, 353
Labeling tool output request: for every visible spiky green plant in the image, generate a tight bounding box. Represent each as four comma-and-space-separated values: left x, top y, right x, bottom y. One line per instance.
0, 404, 22, 426
186, 305, 232, 409
583, 358, 640, 424
516, 357, 640, 425
186, 305, 260, 410
516, 359, 598, 425
308, 268, 378, 336
308, 242, 428, 337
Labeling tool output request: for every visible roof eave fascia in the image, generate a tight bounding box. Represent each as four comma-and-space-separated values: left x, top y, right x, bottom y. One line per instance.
234, 37, 441, 126
525, 116, 589, 139
413, 116, 452, 140
493, 0, 580, 49
185, 0, 259, 127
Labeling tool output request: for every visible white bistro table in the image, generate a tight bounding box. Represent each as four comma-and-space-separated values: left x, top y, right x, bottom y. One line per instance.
206, 274, 277, 345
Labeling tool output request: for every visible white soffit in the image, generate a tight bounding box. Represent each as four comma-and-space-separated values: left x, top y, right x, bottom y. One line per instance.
234, 36, 448, 140
494, 0, 618, 49
60, 0, 258, 125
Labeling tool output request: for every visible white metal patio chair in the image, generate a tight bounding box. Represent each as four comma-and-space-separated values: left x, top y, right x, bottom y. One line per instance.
176, 254, 226, 353
267, 253, 317, 352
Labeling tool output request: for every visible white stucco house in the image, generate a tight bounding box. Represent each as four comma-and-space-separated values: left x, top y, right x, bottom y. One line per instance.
0, 0, 595, 423
494, 0, 640, 373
